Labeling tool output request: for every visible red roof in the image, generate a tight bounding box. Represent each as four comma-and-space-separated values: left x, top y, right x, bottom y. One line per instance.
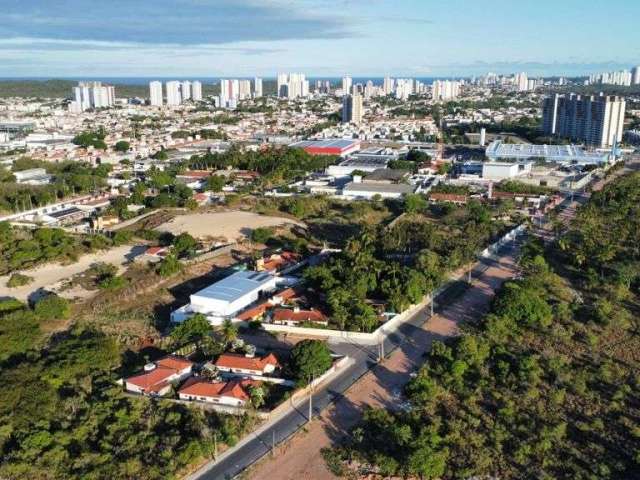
429, 192, 468, 203
273, 308, 327, 324
157, 355, 193, 371
146, 246, 168, 256
215, 352, 280, 372
179, 378, 259, 401
125, 356, 193, 392
180, 170, 211, 179
273, 287, 300, 301
236, 302, 270, 321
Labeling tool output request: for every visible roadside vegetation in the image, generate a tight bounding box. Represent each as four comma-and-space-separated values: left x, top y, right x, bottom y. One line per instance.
325, 173, 640, 479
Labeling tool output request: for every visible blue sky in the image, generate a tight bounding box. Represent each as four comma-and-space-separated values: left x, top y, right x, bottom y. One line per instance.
1, 0, 639, 78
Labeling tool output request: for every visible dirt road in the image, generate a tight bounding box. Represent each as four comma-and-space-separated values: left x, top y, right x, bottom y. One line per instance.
0, 244, 145, 301
244, 250, 519, 480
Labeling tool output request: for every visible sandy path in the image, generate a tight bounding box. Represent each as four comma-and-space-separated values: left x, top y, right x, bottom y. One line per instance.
245, 253, 519, 480
0, 244, 146, 301
157, 211, 303, 240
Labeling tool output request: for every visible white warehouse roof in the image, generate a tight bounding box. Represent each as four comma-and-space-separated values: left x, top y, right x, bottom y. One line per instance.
486, 140, 611, 164
192, 271, 275, 304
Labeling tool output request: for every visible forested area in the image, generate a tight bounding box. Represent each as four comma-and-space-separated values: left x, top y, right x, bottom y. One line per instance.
186, 145, 338, 185
304, 200, 511, 331
325, 173, 640, 479
0, 309, 252, 479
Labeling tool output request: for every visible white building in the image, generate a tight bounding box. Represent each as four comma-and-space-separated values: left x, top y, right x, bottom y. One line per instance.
238, 79, 252, 100
192, 81, 203, 101
171, 270, 277, 325
632, 66, 640, 85
254, 77, 263, 97
342, 92, 364, 125
514, 72, 529, 92
432, 80, 461, 101
277, 73, 309, 99
149, 81, 163, 106
342, 76, 353, 96
181, 81, 192, 101
220, 78, 240, 106
383, 77, 395, 95
70, 81, 115, 112
166, 81, 182, 106
482, 161, 532, 180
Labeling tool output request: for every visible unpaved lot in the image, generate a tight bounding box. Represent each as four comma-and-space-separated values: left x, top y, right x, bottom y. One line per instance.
0, 244, 146, 302
156, 211, 303, 241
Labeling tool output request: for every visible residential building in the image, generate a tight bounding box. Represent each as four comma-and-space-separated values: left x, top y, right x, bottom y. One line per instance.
238, 79, 252, 100
192, 81, 203, 101
149, 81, 163, 106
181, 81, 192, 101
254, 77, 263, 97
383, 77, 395, 95
277, 73, 309, 99
178, 378, 260, 407
542, 93, 626, 147
215, 352, 280, 376
166, 81, 182, 106
342, 75, 352, 96
633, 66, 640, 85
220, 78, 239, 106
124, 356, 193, 396
70, 81, 115, 112
272, 308, 328, 326
342, 92, 363, 125
514, 72, 529, 91
432, 80, 461, 101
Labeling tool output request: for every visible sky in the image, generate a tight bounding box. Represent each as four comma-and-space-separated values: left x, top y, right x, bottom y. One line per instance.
0, 0, 639, 78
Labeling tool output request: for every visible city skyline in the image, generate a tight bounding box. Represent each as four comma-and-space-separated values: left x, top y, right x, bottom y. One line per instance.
1, 0, 639, 78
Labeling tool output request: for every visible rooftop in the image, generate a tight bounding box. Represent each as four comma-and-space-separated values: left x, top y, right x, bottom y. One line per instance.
486, 140, 611, 163
343, 182, 415, 194
290, 139, 358, 150
192, 270, 275, 303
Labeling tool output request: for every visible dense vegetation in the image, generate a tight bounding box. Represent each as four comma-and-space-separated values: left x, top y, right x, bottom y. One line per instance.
327, 173, 640, 479
0, 222, 129, 276
186, 145, 338, 185
304, 200, 511, 331
0, 158, 110, 213
0, 304, 252, 479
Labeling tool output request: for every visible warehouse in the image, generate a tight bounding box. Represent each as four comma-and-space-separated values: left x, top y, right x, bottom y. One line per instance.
171, 271, 277, 325
289, 139, 360, 156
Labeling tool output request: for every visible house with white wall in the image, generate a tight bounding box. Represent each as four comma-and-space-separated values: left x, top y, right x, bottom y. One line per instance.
178, 378, 260, 407
124, 356, 193, 396
215, 352, 280, 376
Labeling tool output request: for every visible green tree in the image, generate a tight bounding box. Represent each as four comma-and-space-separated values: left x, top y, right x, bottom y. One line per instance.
290, 339, 332, 385
173, 232, 197, 258
170, 313, 212, 347
114, 140, 130, 152
206, 175, 226, 192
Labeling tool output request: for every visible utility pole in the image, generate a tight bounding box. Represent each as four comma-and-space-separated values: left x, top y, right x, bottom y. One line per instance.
430, 291, 435, 316
467, 267, 472, 284
213, 433, 218, 459
271, 430, 276, 457
308, 373, 314, 422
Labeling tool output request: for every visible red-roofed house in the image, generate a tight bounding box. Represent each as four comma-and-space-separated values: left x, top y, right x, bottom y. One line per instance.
178, 378, 260, 407
272, 307, 329, 327
255, 251, 301, 273
125, 356, 193, 396
215, 352, 280, 376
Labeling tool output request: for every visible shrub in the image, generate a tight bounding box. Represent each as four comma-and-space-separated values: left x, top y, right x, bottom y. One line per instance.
7, 273, 34, 288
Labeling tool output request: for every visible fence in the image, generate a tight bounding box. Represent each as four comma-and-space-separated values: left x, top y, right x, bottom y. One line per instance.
263, 223, 526, 345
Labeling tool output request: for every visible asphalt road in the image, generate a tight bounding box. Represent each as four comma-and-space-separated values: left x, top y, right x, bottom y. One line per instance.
189, 240, 521, 480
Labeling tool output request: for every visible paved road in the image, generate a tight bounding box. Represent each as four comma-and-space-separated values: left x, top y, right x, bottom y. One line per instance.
189, 159, 638, 480
188, 238, 522, 480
